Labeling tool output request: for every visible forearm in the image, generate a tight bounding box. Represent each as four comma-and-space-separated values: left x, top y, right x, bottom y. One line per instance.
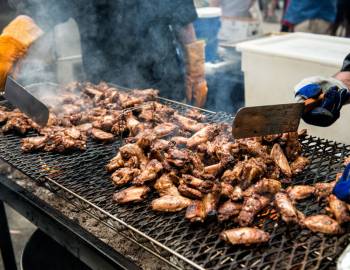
176, 23, 197, 45
334, 71, 350, 91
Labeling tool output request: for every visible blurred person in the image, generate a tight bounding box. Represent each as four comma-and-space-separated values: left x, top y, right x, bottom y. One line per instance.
210, 0, 262, 44
330, 0, 350, 37
260, 0, 279, 23
0, 0, 208, 107
282, 0, 337, 34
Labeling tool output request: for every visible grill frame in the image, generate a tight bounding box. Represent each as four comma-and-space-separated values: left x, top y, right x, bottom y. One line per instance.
0, 95, 349, 269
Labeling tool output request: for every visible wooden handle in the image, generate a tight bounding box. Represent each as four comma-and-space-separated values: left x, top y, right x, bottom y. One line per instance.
304, 93, 325, 113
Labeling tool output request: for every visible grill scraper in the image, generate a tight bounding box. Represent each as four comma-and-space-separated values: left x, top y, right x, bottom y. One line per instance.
232, 96, 325, 139
4, 76, 49, 126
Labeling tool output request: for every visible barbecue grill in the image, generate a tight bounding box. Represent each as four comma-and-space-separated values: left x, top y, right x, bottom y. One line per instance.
0, 96, 349, 270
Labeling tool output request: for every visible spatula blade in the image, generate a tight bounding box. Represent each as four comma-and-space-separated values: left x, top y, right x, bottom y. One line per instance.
4, 77, 49, 126
232, 103, 304, 139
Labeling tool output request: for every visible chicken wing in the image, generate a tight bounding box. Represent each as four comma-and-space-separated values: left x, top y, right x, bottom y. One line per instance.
152, 195, 192, 212
91, 128, 115, 143
187, 124, 219, 148
220, 228, 270, 245
185, 200, 206, 222
220, 183, 243, 201
286, 185, 315, 201
172, 112, 204, 132
218, 200, 242, 222
274, 192, 304, 224
113, 186, 150, 204
243, 178, 281, 197
154, 173, 180, 197
290, 156, 310, 175
111, 168, 140, 186
314, 181, 336, 200
301, 215, 343, 234
21, 135, 48, 152
237, 195, 271, 226
271, 143, 292, 177
133, 159, 163, 185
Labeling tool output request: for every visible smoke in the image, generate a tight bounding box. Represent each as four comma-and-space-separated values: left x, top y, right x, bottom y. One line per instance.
7, 0, 196, 102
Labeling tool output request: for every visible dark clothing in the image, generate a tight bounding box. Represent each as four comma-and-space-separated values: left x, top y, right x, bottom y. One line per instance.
341, 54, 350, 72
9, 0, 198, 100
283, 0, 337, 25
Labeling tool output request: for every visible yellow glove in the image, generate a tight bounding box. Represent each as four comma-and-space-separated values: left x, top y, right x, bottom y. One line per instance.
0, 15, 43, 90
185, 40, 208, 108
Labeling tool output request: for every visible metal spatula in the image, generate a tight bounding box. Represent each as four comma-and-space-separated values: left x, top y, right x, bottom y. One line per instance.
232, 96, 325, 139
4, 76, 49, 126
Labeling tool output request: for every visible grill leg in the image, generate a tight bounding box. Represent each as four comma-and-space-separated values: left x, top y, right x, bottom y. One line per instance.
0, 201, 17, 270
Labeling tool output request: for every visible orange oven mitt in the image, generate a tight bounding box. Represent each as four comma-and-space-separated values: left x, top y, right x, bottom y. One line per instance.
185, 40, 208, 108
0, 15, 43, 90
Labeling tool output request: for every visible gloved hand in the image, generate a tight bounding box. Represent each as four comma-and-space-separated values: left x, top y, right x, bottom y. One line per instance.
294, 76, 350, 127
184, 40, 208, 108
333, 164, 350, 203
0, 15, 43, 90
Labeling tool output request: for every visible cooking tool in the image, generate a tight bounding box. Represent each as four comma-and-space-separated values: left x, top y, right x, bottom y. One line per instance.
232, 95, 325, 139
0, 93, 348, 270
4, 77, 49, 126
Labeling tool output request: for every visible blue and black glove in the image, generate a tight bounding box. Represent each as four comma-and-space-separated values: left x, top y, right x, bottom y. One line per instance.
333, 164, 350, 203
295, 77, 350, 127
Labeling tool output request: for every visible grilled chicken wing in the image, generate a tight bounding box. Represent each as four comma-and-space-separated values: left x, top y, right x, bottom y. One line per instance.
91, 128, 115, 143
186, 109, 207, 122
178, 183, 203, 199
301, 215, 343, 234
113, 186, 150, 204
220, 228, 270, 245
221, 183, 243, 201
328, 194, 350, 224
243, 178, 281, 197
152, 195, 192, 212
286, 185, 315, 201
314, 181, 336, 200
154, 173, 180, 197
290, 156, 310, 175
218, 200, 242, 222
185, 200, 206, 222
271, 143, 292, 177
274, 192, 304, 224
153, 123, 178, 138
221, 158, 267, 189
21, 136, 48, 152
237, 195, 271, 226
182, 174, 213, 193
172, 112, 204, 132
133, 159, 163, 185
119, 143, 149, 168
111, 168, 140, 186
187, 124, 219, 148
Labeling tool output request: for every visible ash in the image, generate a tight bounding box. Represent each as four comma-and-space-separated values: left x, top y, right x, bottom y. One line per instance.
0, 161, 172, 270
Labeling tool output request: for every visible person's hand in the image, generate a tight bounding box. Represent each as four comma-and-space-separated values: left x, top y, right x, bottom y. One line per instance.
185, 40, 208, 108
294, 76, 350, 127
0, 15, 43, 90
333, 164, 350, 203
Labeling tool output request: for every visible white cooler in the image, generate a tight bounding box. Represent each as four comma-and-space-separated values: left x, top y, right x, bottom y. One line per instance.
236, 33, 350, 144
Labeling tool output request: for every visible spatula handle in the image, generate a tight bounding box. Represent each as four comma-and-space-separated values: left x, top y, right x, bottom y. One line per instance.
304, 93, 325, 113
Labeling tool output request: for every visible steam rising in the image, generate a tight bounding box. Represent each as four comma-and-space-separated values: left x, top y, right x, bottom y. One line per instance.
8, 0, 195, 102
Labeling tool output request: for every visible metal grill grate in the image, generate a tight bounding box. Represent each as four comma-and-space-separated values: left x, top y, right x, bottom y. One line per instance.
0, 99, 350, 269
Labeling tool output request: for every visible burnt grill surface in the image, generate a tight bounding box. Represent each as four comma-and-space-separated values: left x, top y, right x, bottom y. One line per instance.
0, 99, 350, 270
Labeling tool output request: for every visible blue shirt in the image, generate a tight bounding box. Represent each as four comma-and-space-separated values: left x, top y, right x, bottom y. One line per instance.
284, 0, 337, 25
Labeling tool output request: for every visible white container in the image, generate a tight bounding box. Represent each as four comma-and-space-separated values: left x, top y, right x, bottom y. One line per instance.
236, 33, 350, 144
